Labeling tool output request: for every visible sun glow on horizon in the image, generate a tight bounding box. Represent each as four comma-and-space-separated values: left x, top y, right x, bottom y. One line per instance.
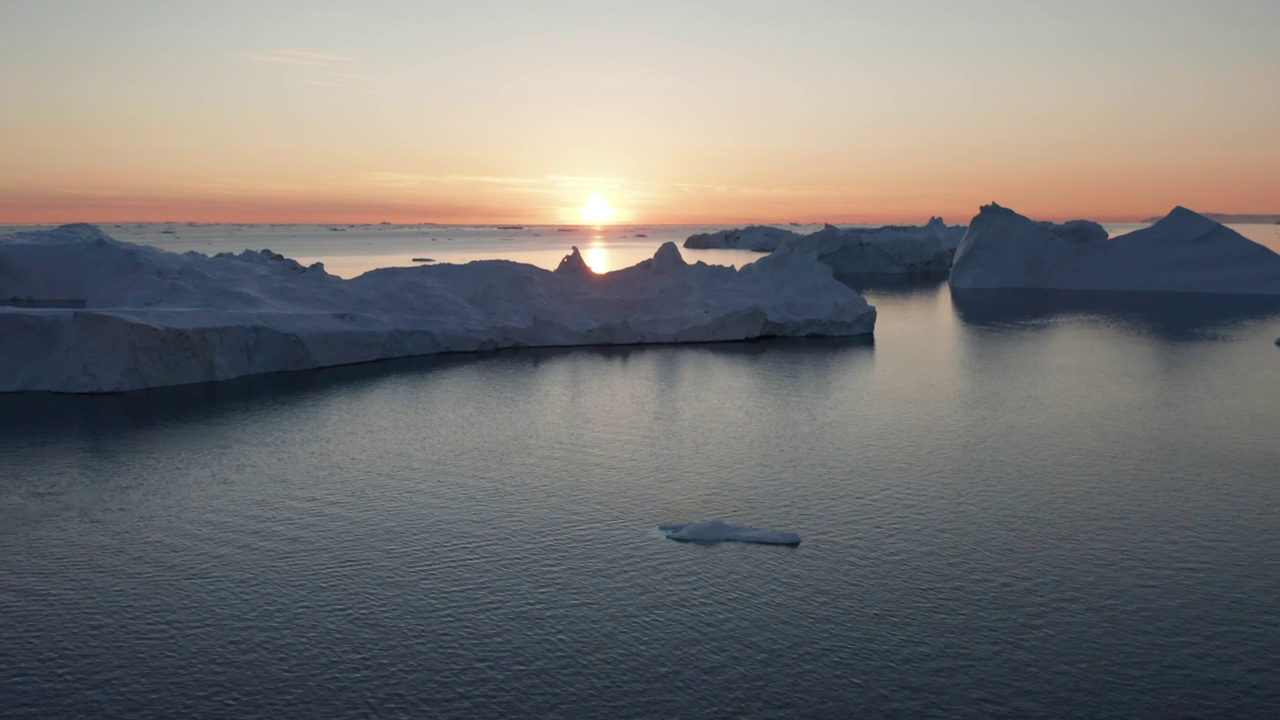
579, 193, 618, 224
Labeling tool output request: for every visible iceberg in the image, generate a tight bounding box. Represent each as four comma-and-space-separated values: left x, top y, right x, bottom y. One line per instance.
686, 218, 971, 275
659, 520, 801, 546
683, 225, 801, 252
0, 225, 876, 393
780, 217, 968, 276
950, 204, 1280, 294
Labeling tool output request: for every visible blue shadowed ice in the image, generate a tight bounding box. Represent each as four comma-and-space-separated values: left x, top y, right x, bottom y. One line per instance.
659, 519, 801, 546
950, 204, 1280, 294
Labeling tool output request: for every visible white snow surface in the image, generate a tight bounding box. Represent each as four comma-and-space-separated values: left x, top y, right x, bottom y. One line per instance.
950, 204, 1280, 294
659, 520, 801, 546
683, 225, 801, 252
780, 217, 968, 275
0, 224, 876, 393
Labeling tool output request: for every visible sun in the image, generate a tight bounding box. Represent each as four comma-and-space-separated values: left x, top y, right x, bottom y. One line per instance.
579, 192, 618, 224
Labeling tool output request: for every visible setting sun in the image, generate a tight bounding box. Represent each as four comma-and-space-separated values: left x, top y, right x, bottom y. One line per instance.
579, 193, 618, 224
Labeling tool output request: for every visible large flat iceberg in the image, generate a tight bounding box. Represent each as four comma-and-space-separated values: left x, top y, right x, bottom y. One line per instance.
0, 225, 876, 393
659, 520, 801, 546
950, 204, 1280, 294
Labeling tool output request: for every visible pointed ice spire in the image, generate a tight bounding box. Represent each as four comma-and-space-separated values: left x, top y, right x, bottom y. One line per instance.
554, 246, 594, 277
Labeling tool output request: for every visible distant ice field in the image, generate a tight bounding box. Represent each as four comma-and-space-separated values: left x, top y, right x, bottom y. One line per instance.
4, 221, 1275, 278
0, 223, 787, 278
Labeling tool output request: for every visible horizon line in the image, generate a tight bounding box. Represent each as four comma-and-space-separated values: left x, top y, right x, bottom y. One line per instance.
1, 217, 1168, 227
7, 211, 1279, 227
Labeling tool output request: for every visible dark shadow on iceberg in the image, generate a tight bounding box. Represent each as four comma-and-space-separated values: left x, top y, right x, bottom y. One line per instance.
951, 288, 1280, 340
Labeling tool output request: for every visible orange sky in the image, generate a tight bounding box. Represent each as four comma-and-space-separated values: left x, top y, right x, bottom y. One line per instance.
3, 1, 1278, 225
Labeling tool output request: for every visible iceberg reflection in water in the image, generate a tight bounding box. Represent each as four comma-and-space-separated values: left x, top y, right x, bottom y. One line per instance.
950, 288, 1280, 340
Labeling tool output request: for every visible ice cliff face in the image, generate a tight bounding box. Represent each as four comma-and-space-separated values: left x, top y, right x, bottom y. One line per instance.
950, 204, 1280, 293
0, 225, 876, 393
683, 225, 801, 252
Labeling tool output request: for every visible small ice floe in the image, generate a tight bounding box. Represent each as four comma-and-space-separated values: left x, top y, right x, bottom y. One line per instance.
659, 519, 800, 546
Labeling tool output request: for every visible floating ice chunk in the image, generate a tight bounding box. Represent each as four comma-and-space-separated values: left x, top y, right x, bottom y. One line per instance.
659, 519, 801, 546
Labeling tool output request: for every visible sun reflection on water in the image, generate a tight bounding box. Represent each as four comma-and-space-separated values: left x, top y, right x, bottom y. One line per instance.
584, 235, 609, 273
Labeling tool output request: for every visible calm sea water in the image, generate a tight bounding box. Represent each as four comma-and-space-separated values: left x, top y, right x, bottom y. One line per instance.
2, 227, 1280, 718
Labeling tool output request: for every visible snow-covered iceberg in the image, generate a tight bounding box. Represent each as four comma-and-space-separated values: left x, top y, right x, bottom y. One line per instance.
683, 225, 800, 252
950, 204, 1280, 294
659, 520, 801, 546
0, 224, 876, 393
780, 217, 967, 276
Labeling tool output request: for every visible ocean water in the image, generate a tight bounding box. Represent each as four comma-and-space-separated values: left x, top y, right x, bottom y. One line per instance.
2, 226, 1280, 718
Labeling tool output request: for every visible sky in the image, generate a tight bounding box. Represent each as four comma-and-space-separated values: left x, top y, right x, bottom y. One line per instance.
1, 0, 1278, 225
